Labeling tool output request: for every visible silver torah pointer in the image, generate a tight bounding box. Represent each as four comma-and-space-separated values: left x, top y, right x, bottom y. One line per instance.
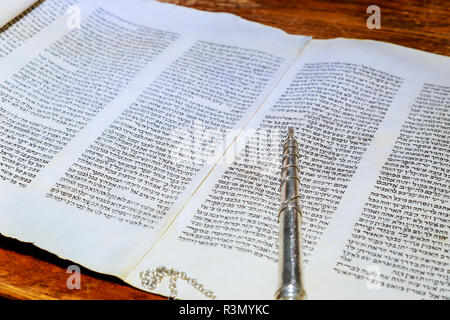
275, 127, 307, 300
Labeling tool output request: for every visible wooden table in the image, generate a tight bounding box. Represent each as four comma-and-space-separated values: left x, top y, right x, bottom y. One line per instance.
164, 0, 449, 56
1, 0, 448, 300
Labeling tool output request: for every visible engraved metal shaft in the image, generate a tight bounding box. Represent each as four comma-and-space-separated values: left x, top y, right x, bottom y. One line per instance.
275, 127, 306, 300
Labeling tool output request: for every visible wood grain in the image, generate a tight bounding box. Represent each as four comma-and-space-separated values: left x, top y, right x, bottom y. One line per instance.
0, 235, 164, 300
162, 0, 450, 56
1, 0, 449, 301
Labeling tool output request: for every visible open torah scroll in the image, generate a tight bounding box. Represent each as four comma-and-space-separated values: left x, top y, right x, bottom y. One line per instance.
0, 0, 449, 299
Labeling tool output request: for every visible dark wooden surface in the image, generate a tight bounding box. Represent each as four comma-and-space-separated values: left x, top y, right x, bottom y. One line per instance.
1, 0, 449, 301
0, 235, 165, 300
165, 0, 449, 56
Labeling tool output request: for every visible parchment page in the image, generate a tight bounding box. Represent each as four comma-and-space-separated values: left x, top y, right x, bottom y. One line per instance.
126, 39, 449, 299
0, 1, 158, 59
0, 0, 309, 278
0, 0, 38, 28
304, 40, 450, 300
0, 0, 77, 59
